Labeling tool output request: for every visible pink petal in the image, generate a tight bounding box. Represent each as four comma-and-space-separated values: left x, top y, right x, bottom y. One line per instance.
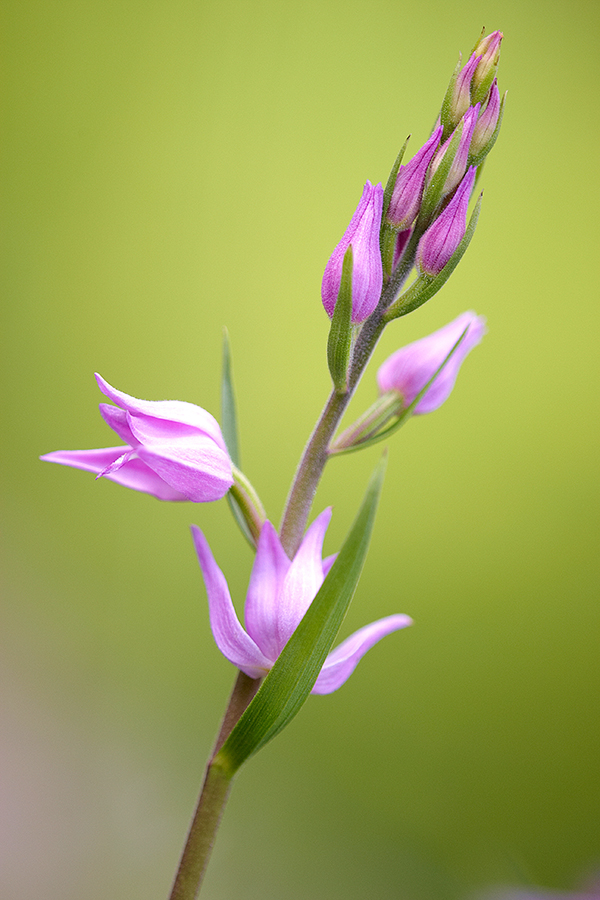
95, 374, 228, 452
244, 521, 291, 661
311, 614, 413, 694
138, 437, 233, 502
191, 526, 272, 679
40, 448, 189, 500
274, 508, 332, 653
126, 411, 211, 444
349, 184, 385, 323
99, 404, 137, 445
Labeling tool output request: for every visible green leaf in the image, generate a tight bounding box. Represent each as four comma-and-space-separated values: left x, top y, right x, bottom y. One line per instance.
384, 192, 482, 322
221, 330, 257, 549
221, 328, 240, 468
229, 465, 267, 549
215, 456, 387, 775
226, 493, 256, 549
327, 246, 354, 393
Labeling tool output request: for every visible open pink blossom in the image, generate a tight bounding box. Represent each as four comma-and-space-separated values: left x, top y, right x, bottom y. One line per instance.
41, 374, 233, 502
192, 508, 411, 693
377, 311, 486, 414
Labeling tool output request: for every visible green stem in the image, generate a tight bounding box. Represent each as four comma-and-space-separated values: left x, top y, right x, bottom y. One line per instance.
168, 671, 261, 900
279, 310, 389, 558
279, 389, 350, 557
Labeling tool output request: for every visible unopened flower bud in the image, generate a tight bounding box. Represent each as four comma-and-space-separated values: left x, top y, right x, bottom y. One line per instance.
429, 106, 479, 198
416, 166, 476, 277
471, 30, 503, 105
442, 52, 481, 135
322, 181, 384, 323
387, 126, 442, 230
377, 311, 486, 414
470, 80, 501, 160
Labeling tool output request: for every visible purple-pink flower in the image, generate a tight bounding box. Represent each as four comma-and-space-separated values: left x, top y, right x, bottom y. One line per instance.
416, 166, 476, 277
321, 181, 384, 324
387, 126, 442, 230
41, 374, 233, 502
377, 311, 486, 414
430, 105, 479, 197
470, 79, 501, 158
192, 508, 411, 693
449, 52, 482, 126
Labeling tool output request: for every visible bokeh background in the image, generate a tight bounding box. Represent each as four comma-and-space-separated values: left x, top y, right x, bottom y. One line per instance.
2, 1, 599, 898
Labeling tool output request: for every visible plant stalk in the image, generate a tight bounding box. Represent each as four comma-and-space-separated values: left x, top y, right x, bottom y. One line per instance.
279, 313, 388, 557
168, 671, 261, 900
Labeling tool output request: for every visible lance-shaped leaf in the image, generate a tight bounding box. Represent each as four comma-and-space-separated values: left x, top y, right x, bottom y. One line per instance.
221, 331, 265, 548
214, 455, 387, 775
327, 246, 354, 393
221, 328, 240, 468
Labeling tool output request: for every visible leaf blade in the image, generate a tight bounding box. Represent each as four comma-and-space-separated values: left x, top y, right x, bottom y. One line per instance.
221, 328, 240, 468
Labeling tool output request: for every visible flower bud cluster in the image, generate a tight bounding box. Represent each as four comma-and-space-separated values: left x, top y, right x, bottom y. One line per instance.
319, 30, 503, 324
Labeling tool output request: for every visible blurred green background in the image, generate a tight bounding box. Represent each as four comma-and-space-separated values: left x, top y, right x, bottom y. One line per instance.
2, 1, 599, 898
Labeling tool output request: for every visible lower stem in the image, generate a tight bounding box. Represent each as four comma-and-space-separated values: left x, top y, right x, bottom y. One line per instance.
168, 671, 262, 900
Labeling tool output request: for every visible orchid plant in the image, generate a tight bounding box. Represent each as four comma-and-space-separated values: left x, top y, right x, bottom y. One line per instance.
41, 29, 505, 899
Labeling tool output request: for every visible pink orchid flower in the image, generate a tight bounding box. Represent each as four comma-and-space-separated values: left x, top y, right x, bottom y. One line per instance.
377, 310, 486, 414
41, 374, 233, 502
192, 507, 411, 693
